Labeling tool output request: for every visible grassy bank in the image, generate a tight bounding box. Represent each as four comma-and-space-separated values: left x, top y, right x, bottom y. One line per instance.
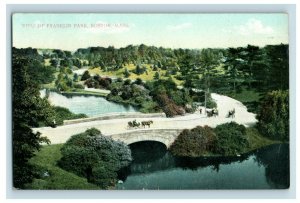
245, 127, 281, 152
53, 106, 87, 125
26, 144, 100, 190
170, 124, 282, 158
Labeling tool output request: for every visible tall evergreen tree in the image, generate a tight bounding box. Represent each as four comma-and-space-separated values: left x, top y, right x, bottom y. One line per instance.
123, 68, 130, 78
264, 44, 289, 90
223, 47, 244, 94
12, 57, 53, 188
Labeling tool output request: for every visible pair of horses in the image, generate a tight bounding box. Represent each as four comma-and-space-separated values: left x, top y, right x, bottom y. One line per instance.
128, 119, 153, 129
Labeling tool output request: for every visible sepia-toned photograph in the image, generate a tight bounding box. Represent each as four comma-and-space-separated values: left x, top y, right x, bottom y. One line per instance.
12, 13, 289, 190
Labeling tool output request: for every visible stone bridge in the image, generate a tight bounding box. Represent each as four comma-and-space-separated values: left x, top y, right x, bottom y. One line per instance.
108, 129, 184, 148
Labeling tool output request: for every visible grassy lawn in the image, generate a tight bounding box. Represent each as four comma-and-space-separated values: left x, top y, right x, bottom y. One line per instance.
245, 127, 281, 152
88, 63, 183, 85
230, 89, 262, 103
26, 144, 99, 190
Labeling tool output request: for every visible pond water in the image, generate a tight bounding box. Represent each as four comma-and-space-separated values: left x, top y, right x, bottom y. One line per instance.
117, 142, 289, 190
40, 90, 137, 117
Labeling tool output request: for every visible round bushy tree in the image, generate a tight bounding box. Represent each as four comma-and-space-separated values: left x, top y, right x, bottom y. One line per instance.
81, 70, 91, 81
123, 68, 130, 78
214, 122, 249, 155
256, 90, 289, 141
170, 126, 217, 157
58, 128, 132, 188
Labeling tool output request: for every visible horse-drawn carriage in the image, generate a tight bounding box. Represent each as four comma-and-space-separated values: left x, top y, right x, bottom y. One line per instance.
127, 119, 140, 128
127, 119, 153, 129
206, 108, 218, 117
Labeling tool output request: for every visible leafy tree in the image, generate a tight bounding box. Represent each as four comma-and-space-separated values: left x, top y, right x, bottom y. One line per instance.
214, 122, 249, 155
58, 128, 132, 188
55, 68, 74, 91
60, 58, 72, 67
124, 79, 131, 85
153, 71, 160, 80
64, 51, 72, 58
72, 58, 82, 68
134, 78, 143, 85
85, 78, 100, 88
50, 58, 58, 67
81, 70, 91, 81
12, 58, 54, 188
135, 64, 143, 75
19, 59, 56, 84
53, 49, 66, 58
123, 68, 130, 78
170, 126, 217, 157
256, 90, 289, 141
73, 73, 79, 82
98, 77, 112, 89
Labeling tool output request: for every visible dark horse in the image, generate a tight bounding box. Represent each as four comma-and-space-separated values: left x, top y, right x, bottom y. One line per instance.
141, 120, 153, 128
227, 108, 235, 118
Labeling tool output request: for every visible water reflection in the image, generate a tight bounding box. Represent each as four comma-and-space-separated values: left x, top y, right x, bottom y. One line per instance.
254, 144, 290, 189
117, 142, 289, 189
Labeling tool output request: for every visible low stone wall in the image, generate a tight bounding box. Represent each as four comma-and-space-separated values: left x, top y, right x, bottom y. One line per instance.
63, 112, 166, 125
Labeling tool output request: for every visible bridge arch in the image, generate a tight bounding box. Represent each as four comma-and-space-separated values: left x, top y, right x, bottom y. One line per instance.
126, 137, 170, 148
109, 129, 183, 148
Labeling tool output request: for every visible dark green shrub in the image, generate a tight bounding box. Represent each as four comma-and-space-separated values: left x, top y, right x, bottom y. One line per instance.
170, 126, 217, 157
206, 97, 217, 108
214, 122, 249, 155
85, 78, 99, 88
58, 128, 132, 189
134, 78, 143, 85
123, 68, 130, 78
124, 79, 131, 85
81, 70, 91, 81
85, 128, 101, 136
73, 83, 84, 89
139, 101, 160, 113
52, 106, 87, 125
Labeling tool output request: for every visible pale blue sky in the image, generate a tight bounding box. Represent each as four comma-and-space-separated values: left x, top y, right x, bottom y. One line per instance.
13, 13, 288, 51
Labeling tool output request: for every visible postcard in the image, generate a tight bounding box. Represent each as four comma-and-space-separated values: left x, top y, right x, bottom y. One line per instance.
12, 13, 289, 190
